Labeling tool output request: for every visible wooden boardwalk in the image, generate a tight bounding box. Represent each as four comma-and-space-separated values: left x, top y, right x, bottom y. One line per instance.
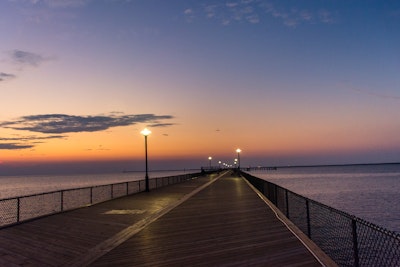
0, 171, 336, 266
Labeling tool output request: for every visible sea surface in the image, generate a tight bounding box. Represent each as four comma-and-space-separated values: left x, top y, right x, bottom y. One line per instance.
1, 165, 399, 233
0, 170, 191, 199
247, 163, 400, 233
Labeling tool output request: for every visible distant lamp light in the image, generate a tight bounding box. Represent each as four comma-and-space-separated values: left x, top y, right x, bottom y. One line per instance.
236, 148, 241, 169
208, 156, 212, 169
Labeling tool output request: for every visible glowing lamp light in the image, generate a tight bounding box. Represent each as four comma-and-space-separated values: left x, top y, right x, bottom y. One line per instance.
141, 128, 152, 136
236, 148, 241, 169
141, 128, 151, 192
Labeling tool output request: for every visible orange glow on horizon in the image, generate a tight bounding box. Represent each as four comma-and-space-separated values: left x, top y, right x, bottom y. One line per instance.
2, 117, 399, 167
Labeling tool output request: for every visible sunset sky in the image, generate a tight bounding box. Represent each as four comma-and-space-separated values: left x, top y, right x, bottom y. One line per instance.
1, 0, 400, 174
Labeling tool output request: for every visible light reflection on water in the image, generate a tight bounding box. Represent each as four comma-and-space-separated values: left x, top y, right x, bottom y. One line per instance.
249, 164, 400, 233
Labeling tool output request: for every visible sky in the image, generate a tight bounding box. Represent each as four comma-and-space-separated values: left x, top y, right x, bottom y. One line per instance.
1, 0, 400, 174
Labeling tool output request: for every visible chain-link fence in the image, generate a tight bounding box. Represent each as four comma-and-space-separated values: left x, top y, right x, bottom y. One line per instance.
0, 172, 203, 229
241, 171, 400, 267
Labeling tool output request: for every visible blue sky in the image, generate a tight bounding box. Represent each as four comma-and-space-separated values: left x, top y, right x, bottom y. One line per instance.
1, 0, 400, 174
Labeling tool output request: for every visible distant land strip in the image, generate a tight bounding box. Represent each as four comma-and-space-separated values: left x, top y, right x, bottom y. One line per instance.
256, 162, 400, 170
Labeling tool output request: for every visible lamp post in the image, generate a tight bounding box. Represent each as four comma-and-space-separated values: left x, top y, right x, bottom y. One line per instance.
236, 148, 241, 169
141, 128, 151, 192
218, 161, 221, 169
208, 156, 212, 170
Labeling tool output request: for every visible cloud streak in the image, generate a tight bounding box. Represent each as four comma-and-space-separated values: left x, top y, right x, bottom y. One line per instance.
185, 1, 335, 27
0, 143, 35, 150
148, 123, 176, 128
0, 113, 174, 150
0, 72, 16, 81
24, 0, 90, 8
0, 135, 66, 150
0, 113, 175, 134
0, 135, 66, 141
10, 50, 49, 67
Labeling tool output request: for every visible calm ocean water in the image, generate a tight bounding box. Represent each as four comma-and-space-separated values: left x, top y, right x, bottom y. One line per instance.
247, 163, 400, 233
0, 170, 191, 200
1, 165, 399, 233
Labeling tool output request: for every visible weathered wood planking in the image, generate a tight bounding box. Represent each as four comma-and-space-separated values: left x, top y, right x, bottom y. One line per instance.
89, 176, 327, 266
0, 173, 335, 266
0, 175, 216, 266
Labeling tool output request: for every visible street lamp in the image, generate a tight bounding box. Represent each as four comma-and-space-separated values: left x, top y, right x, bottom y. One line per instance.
236, 148, 241, 169
218, 161, 222, 169
141, 128, 151, 192
208, 156, 212, 169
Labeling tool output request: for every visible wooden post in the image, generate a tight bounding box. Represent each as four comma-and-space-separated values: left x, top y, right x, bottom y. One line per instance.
352, 218, 360, 267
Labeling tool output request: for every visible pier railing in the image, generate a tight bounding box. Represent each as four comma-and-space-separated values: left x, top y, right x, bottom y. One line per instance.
0, 172, 204, 229
241, 171, 400, 267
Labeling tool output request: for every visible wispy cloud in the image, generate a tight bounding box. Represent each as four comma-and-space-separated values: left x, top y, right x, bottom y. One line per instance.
1, 50, 51, 82
26, 0, 136, 9
10, 50, 49, 67
0, 135, 66, 141
0, 113, 175, 134
220, 1, 261, 25
300, 10, 313, 21
0, 113, 174, 150
183, 8, 195, 23
226, 2, 239, 8
0, 143, 35, 150
318, 9, 334, 24
0, 72, 16, 81
148, 123, 176, 128
184, 8, 193, 15
186, 1, 336, 28
262, 4, 335, 27
0, 135, 65, 150
85, 144, 110, 151
204, 5, 217, 18
24, 0, 90, 8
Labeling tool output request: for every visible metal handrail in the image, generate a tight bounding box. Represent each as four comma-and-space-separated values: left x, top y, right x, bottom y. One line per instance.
241, 171, 400, 267
0, 172, 203, 229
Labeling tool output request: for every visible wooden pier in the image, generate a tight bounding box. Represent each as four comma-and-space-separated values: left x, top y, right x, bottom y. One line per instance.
0, 171, 336, 266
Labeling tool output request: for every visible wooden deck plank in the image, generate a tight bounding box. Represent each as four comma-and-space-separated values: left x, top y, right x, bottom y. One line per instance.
89, 175, 327, 267
0, 174, 217, 266
0, 172, 336, 266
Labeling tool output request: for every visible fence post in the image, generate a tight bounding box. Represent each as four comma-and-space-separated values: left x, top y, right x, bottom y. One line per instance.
272, 184, 277, 205
352, 218, 360, 267
17, 197, 20, 223
90, 187, 93, 204
61, 191, 64, 212
285, 190, 290, 219
306, 199, 311, 238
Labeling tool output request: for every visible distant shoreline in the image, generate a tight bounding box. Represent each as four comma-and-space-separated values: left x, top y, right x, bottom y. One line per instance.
264, 162, 400, 170
122, 168, 201, 173
124, 162, 400, 172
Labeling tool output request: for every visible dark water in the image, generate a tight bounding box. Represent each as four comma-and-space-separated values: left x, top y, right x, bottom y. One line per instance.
248, 164, 400, 233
